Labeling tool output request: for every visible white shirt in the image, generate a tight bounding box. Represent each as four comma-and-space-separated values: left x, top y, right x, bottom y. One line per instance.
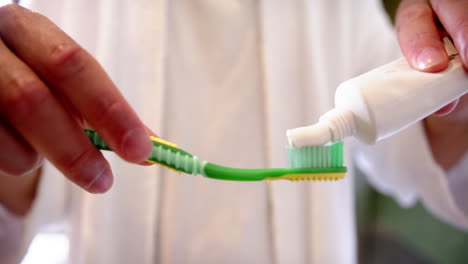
2, 0, 467, 263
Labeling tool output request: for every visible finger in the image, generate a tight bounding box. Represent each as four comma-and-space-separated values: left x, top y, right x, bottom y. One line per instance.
0, 121, 42, 176
430, 0, 468, 69
436, 93, 468, 121
0, 5, 152, 163
139, 126, 159, 166
54, 91, 87, 127
396, 0, 449, 72
0, 40, 112, 193
432, 99, 459, 116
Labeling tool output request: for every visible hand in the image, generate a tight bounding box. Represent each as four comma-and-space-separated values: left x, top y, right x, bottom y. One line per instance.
0, 4, 153, 193
0, 169, 40, 215
396, 0, 468, 170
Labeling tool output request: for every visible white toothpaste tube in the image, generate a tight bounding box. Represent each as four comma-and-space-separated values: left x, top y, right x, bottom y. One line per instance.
287, 40, 468, 147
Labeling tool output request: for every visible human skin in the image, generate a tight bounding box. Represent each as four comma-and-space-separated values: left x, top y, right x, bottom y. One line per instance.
0, 3, 154, 215
395, 0, 468, 170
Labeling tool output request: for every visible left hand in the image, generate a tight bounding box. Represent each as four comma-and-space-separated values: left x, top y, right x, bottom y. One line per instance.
395, 0, 468, 170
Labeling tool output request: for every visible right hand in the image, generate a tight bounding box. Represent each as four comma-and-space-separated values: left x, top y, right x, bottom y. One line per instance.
0, 4, 153, 193
395, 0, 468, 170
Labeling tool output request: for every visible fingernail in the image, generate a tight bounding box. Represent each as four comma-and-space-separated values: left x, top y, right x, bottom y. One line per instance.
87, 167, 113, 193
432, 99, 459, 116
121, 127, 152, 162
33, 156, 45, 170
416, 48, 446, 70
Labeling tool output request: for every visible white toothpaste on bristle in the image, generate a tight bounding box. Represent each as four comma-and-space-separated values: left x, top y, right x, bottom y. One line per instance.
288, 39, 468, 148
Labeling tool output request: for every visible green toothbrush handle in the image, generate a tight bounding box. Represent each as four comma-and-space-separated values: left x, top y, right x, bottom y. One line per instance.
202, 163, 346, 181
85, 129, 112, 151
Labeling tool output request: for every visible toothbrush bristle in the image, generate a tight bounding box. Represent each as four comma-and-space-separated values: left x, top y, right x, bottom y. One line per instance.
288, 141, 344, 169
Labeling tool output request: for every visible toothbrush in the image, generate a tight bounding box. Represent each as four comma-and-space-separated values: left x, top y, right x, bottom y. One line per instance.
85, 129, 347, 181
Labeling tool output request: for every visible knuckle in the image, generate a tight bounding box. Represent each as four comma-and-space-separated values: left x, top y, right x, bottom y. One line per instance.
411, 31, 435, 43
60, 146, 98, 186
62, 147, 92, 173
46, 44, 87, 82
0, 4, 30, 30
1, 78, 50, 124
396, 3, 432, 30
92, 98, 123, 127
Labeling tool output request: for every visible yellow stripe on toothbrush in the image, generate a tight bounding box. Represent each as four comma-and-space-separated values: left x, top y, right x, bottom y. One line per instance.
265, 172, 346, 182
149, 136, 179, 148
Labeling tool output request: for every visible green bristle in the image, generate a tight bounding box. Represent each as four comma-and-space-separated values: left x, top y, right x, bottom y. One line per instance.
288, 141, 344, 168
